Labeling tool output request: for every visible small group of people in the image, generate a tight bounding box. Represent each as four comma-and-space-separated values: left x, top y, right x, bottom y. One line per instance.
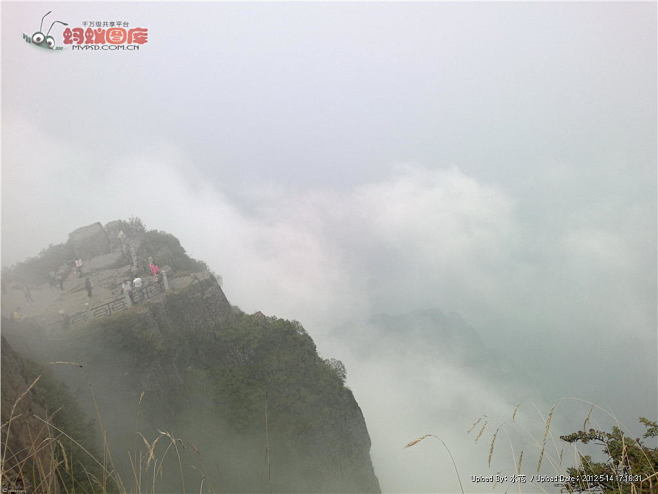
122, 276, 145, 303
121, 260, 164, 304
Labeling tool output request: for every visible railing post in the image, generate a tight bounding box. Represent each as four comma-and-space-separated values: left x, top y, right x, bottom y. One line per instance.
125, 290, 132, 307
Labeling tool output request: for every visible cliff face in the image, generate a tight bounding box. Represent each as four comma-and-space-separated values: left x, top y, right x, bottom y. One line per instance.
2, 221, 380, 493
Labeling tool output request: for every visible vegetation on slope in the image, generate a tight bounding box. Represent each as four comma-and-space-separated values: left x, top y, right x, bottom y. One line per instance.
3, 277, 379, 493
1, 332, 99, 493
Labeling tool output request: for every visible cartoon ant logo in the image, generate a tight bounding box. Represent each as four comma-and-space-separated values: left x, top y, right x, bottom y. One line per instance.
23, 11, 68, 49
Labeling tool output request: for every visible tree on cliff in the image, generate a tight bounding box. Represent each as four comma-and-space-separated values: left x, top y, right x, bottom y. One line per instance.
559, 417, 658, 493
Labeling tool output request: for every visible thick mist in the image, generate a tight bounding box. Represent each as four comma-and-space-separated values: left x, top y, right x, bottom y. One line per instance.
3, 133, 655, 490
3, 2, 656, 492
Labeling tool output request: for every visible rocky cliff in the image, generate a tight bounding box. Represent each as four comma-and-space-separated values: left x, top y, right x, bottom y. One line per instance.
1, 220, 380, 493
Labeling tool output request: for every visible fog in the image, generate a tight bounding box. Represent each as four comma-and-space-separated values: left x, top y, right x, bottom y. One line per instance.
2, 2, 656, 492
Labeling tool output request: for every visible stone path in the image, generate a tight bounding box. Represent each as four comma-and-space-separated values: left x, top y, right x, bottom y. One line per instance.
3, 264, 132, 324
2, 260, 210, 330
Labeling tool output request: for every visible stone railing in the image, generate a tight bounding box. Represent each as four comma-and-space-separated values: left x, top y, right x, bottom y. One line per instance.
69, 280, 164, 326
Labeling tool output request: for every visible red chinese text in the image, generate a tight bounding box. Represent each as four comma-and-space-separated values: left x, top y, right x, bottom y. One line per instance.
63, 27, 148, 45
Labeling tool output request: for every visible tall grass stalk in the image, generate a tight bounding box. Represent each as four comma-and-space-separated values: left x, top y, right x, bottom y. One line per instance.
536, 405, 555, 473
404, 434, 465, 494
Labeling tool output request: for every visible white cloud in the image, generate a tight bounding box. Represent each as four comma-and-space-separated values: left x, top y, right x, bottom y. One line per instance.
3, 119, 655, 492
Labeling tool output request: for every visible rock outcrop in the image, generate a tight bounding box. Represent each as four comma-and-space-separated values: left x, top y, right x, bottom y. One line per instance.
68, 222, 111, 259
1, 220, 381, 493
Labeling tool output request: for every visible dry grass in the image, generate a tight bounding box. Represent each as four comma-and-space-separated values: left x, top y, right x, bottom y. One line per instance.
536, 404, 555, 473
582, 404, 594, 430
474, 420, 487, 443
403, 434, 465, 494
488, 427, 499, 468
1, 378, 215, 494
466, 415, 484, 435
466, 399, 658, 494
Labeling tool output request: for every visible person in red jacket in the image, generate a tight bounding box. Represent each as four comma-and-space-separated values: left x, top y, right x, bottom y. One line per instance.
149, 262, 161, 282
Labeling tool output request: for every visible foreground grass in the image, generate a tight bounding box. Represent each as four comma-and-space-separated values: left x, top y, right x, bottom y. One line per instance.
1, 375, 214, 494
405, 399, 657, 494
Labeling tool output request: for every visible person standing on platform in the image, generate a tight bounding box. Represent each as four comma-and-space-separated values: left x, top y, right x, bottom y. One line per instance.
133, 276, 144, 301
85, 277, 93, 299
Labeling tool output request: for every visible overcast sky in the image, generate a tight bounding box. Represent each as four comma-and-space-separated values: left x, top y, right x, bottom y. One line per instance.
2, 2, 656, 492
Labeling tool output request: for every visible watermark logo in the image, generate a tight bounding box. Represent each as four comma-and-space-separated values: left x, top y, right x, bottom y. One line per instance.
22, 11, 68, 50
22, 13, 149, 52
64, 20, 149, 50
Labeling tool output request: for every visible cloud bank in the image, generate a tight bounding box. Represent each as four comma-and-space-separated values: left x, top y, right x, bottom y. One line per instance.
3, 119, 655, 491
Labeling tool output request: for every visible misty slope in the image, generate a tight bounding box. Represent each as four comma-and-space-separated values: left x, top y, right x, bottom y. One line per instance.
370, 310, 490, 362
329, 308, 537, 420
1, 220, 380, 493
339, 308, 515, 378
